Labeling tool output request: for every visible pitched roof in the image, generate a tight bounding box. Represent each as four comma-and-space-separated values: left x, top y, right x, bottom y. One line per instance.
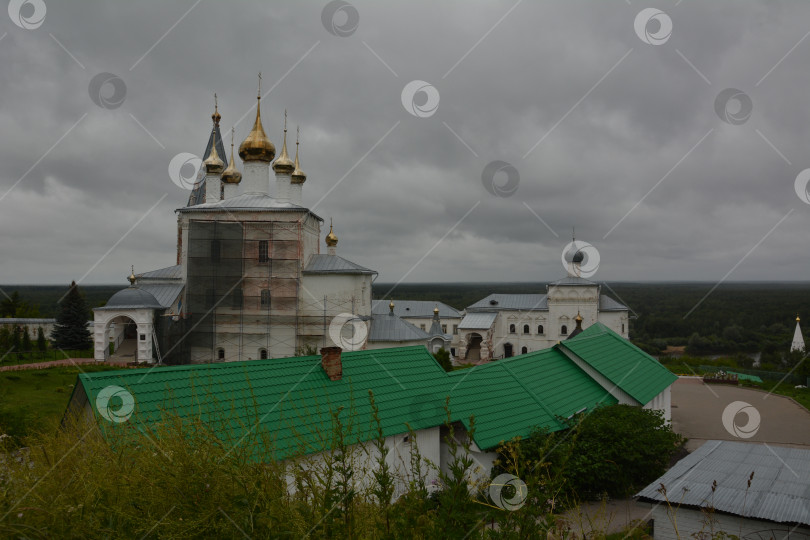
138, 283, 183, 308
447, 347, 618, 449
560, 322, 677, 404
68, 325, 676, 459
179, 193, 323, 222
467, 294, 548, 311
371, 300, 462, 319
458, 312, 498, 329
73, 346, 449, 461
303, 254, 376, 275
187, 125, 228, 207
636, 440, 810, 527
368, 313, 429, 342
137, 264, 182, 281
599, 295, 629, 311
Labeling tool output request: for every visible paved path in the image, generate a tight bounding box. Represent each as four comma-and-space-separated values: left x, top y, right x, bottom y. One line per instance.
671, 377, 810, 450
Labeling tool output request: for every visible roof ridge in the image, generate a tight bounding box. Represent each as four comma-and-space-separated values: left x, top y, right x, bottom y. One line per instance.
498, 360, 564, 430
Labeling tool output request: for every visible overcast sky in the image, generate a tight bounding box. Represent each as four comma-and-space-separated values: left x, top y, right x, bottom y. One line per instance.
1, 0, 809, 285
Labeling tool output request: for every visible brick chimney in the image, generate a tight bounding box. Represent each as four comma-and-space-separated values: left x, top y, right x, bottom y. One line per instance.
320, 346, 343, 381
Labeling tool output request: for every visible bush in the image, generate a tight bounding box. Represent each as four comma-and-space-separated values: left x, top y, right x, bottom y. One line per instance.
495, 404, 684, 502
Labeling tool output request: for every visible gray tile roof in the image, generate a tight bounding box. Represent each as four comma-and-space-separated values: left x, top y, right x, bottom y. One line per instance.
599, 295, 628, 311
368, 313, 429, 342
372, 300, 462, 318
96, 287, 163, 310
467, 294, 548, 311
303, 254, 376, 275
138, 283, 184, 308
458, 312, 498, 329
137, 264, 182, 281
636, 440, 810, 527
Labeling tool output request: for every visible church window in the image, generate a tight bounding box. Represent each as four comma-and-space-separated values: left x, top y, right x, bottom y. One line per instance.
561, 325, 568, 335
521, 346, 528, 354
211, 239, 220, 263
259, 349, 268, 359
217, 348, 225, 360
537, 324, 544, 335
523, 324, 530, 334
509, 324, 516, 333
442, 324, 447, 333
139, 334, 146, 341
260, 289, 271, 308
420, 324, 426, 331
258, 240, 269, 263
453, 325, 458, 335
622, 323, 625, 334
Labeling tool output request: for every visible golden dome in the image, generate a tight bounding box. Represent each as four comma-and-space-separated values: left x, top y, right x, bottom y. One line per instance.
204, 134, 225, 175
127, 265, 136, 286
575, 312, 583, 322
325, 220, 338, 247
389, 300, 395, 313
291, 127, 306, 184
433, 305, 440, 316
273, 111, 294, 174
221, 129, 242, 184
238, 75, 275, 162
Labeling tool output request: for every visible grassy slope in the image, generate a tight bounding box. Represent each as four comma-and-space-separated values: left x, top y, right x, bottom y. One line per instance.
0, 365, 124, 438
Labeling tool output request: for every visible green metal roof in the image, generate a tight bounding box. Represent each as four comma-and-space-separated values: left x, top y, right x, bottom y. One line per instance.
447, 347, 618, 450
70, 324, 675, 458
560, 322, 677, 404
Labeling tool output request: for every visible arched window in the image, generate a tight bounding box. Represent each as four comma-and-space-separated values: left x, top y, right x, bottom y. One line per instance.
217, 348, 225, 360
260, 289, 271, 308
509, 324, 516, 333
523, 324, 530, 334
537, 324, 544, 335
521, 346, 528, 355
621, 323, 625, 334
561, 325, 568, 335
259, 349, 268, 360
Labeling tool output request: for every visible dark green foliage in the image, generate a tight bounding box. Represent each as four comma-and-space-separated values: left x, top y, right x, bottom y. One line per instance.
36, 327, 47, 352
496, 404, 684, 502
432, 347, 453, 372
50, 281, 92, 351
0, 291, 40, 318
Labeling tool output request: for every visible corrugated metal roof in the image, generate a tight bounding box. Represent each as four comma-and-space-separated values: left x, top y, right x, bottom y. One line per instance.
448, 347, 619, 449
467, 294, 548, 311
137, 265, 182, 281
458, 312, 498, 329
561, 322, 677, 404
303, 254, 376, 275
138, 284, 183, 308
371, 300, 462, 319
636, 440, 810, 527
70, 324, 675, 459
368, 313, 429, 342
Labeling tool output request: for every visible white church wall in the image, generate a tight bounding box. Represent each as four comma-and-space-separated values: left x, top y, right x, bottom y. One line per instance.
596, 311, 628, 338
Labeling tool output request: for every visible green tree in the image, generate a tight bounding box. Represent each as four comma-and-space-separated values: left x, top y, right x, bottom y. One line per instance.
36, 327, 47, 352
51, 281, 92, 350
432, 347, 453, 372
1, 291, 41, 318
21, 329, 32, 352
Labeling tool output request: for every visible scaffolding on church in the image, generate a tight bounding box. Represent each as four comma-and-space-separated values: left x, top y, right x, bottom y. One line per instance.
155, 217, 364, 364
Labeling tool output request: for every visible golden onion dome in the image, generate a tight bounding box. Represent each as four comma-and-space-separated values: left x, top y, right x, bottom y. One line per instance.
221, 130, 242, 184
389, 300, 395, 313
239, 78, 275, 163
273, 111, 294, 174
204, 135, 225, 175
127, 265, 136, 286
291, 128, 306, 184
325, 220, 338, 247
575, 312, 583, 322
433, 305, 440, 316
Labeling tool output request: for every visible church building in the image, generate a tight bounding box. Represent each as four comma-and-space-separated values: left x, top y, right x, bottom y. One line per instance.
92, 80, 429, 364
456, 245, 630, 364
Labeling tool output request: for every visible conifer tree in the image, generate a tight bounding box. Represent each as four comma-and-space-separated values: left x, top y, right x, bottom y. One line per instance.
36, 326, 47, 352
51, 281, 92, 350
